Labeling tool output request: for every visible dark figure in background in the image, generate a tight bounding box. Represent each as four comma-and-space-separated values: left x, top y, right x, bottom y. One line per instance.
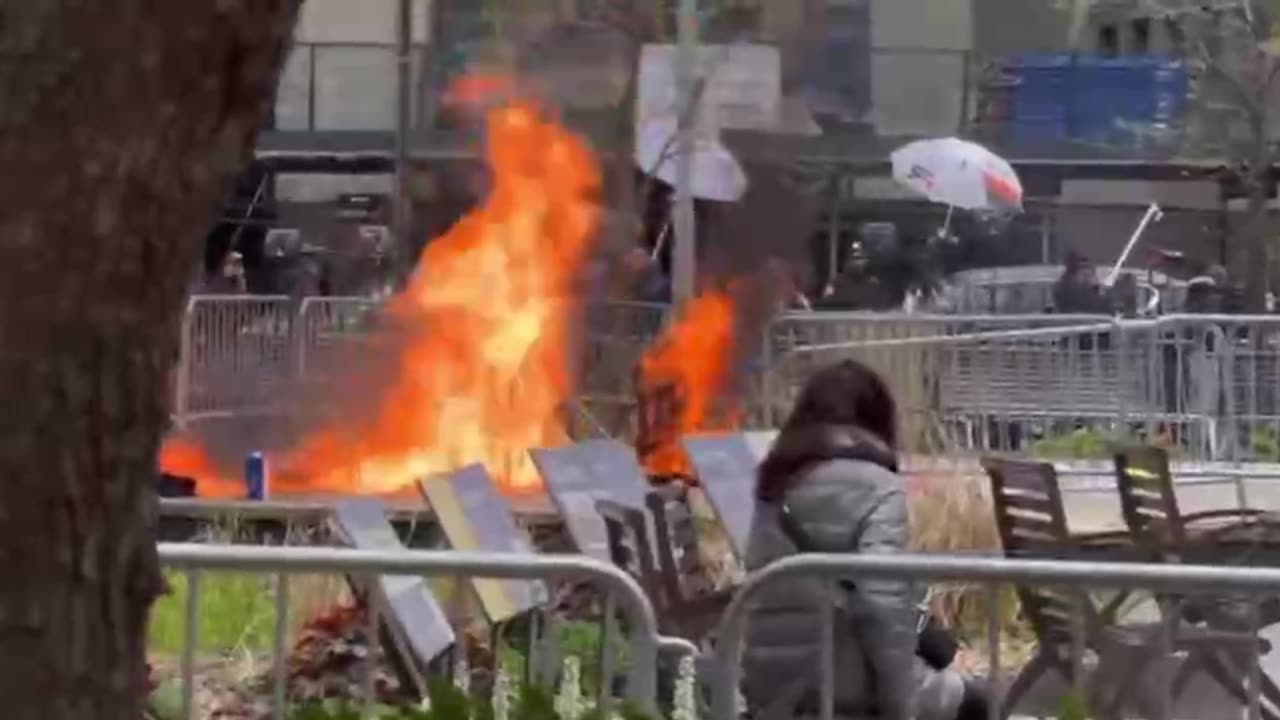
821, 226, 944, 311
1053, 252, 1110, 314
1184, 265, 1242, 315
202, 251, 246, 294
742, 360, 989, 720
1112, 273, 1140, 317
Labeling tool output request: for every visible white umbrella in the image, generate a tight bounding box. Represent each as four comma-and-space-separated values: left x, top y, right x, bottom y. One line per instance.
634, 117, 748, 202
891, 137, 1023, 211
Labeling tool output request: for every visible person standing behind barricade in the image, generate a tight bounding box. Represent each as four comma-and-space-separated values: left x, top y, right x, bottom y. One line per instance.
1053, 252, 1112, 354
1053, 251, 1110, 314
742, 360, 989, 720
203, 250, 247, 294
1179, 265, 1235, 450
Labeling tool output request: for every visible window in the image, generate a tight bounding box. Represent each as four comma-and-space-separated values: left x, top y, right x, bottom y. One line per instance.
1131, 18, 1151, 54
1098, 24, 1119, 57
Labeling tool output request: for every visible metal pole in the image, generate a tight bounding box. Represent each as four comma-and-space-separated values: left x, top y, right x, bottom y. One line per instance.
672, 0, 699, 304
393, 0, 413, 278
1104, 202, 1163, 288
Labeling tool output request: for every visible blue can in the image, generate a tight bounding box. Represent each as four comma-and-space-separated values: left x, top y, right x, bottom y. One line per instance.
244, 451, 269, 501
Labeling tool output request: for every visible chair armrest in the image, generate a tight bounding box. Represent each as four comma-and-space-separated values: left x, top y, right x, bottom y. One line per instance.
1072, 529, 1133, 546
1071, 530, 1145, 562
1183, 508, 1271, 525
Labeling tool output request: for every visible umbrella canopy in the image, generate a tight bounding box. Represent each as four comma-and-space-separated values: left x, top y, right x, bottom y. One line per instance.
891, 137, 1023, 211
634, 117, 748, 202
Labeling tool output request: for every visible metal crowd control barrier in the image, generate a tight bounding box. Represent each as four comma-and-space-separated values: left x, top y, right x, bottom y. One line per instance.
158, 543, 666, 720
708, 553, 1280, 720
574, 301, 670, 440
294, 295, 380, 378
174, 295, 295, 425
751, 313, 1116, 430
174, 296, 1280, 459
172, 295, 670, 438
752, 313, 1280, 462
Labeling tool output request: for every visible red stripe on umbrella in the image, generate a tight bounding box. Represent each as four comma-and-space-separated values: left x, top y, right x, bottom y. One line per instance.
983, 171, 1022, 206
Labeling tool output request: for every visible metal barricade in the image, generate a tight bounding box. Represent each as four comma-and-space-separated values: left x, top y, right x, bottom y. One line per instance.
1155, 314, 1280, 463
708, 553, 1280, 720
171, 295, 1280, 460
573, 301, 670, 440
173, 295, 670, 441
752, 313, 1280, 459
294, 296, 381, 377
756, 315, 1130, 453
159, 543, 669, 720
174, 295, 295, 425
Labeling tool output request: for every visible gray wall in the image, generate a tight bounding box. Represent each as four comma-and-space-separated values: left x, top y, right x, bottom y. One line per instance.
275, 0, 432, 132
868, 0, 973, 136
972, 0, 1072, 55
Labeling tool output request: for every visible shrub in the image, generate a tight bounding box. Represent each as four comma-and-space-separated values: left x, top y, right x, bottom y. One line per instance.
906, 469, 1032, 663
287, 662, 668, 720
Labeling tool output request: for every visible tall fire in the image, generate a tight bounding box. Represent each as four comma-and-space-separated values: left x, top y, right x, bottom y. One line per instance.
281, 102, 600, 495
162, 100, 601, 496
636, 289, 740, 477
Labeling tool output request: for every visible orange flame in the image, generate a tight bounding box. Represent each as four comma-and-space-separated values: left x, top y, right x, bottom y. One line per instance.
637, 289, 740, 476
158, 438, 241, 498
275, 101, 600, 495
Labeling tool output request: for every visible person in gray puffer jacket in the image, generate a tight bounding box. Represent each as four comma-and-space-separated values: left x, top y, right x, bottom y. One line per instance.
742, 360, 987, 720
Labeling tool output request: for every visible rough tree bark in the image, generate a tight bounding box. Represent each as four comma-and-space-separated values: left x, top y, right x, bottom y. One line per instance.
0, 2, 299, 717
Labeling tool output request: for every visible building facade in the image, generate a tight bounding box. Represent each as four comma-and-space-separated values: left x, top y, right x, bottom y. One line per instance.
252, 0, 1270, 281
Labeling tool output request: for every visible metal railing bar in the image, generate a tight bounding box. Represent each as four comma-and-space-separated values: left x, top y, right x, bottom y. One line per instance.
157, 544, 660, 712
710, 553, 1280, 720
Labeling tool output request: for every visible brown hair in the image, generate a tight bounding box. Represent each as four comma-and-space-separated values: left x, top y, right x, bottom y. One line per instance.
755, 360, 898, 502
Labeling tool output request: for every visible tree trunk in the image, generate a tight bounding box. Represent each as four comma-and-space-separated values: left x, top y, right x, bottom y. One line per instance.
0, 2, 299, 718
1243, 174, 1272, 312
1242, 111, 1273, 311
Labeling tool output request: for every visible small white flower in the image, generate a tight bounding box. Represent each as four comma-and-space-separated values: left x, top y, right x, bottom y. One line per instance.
672, 655, 699, 720
492, 663, 512, 720
555, 656, 584, 720
454, 656, 470, 695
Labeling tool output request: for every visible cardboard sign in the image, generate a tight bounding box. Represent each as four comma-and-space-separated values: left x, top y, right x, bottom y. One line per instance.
683, 433, 760, 559
420, 464, 546, 623
331, 499, 454, 665
529, 440, 654, 563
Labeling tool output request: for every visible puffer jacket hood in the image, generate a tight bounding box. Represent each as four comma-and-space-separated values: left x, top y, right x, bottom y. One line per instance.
756, 424, 898, 503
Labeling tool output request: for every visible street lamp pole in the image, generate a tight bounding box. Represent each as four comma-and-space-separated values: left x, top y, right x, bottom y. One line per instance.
672, 0, 699, 304
392, 0, 413, 279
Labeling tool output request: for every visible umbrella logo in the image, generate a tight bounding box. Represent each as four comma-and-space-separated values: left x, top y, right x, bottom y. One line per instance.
906, 164, 935, 190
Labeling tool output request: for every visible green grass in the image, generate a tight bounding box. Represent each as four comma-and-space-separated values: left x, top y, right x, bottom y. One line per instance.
149, 571, 283, 654
149, 570, 350, 655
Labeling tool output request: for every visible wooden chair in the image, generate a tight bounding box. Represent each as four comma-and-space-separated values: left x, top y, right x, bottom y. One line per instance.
596, 496, 721, 715
1113, 444, 1277, 560
596, 492, 729, 643
1114, 445, 1280, 713
595, 498, 665, 607
645, 485, 733, 643
983, 456, 1277, 719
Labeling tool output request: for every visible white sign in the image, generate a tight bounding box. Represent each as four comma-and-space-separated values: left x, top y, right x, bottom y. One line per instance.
636, 43, 782, 139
